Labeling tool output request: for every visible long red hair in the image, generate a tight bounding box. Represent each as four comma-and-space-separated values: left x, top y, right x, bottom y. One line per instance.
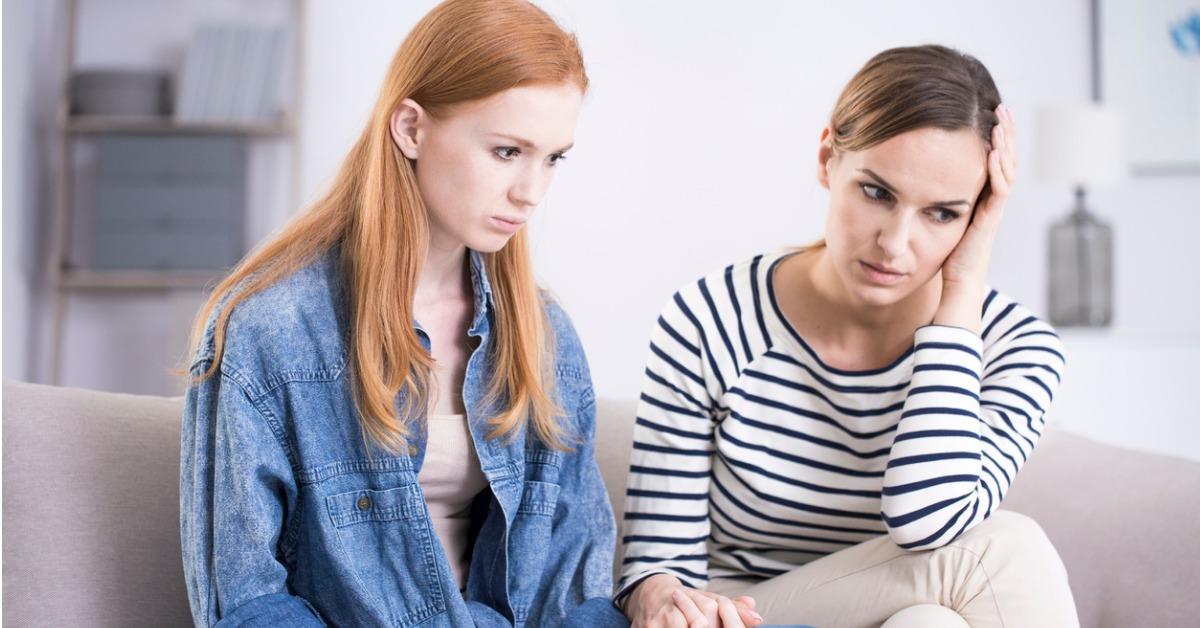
185, 0, 588, 453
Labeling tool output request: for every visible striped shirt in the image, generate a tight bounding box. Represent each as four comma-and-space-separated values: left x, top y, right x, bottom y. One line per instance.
616, 248, 1065, 602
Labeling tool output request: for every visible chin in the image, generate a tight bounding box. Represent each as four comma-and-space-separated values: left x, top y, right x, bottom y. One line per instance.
847, 271, 920, 308
465, 234, 516, 254
832, 263, 902, 308
850, 286, 906, 308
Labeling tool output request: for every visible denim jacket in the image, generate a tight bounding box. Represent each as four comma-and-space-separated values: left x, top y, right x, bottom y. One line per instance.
179, 247, 626, 627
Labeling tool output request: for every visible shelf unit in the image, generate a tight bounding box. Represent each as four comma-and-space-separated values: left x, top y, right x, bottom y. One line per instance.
47, 0, 304, 385
64, 114, 293, 137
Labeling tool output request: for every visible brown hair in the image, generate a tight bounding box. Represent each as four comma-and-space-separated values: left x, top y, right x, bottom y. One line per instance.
184, 0, 588, 454
830, 44, 1001, 154
802, 45, 1001, 252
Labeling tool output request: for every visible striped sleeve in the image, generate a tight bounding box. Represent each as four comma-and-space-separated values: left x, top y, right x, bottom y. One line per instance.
880, 297, 1065, 550
615, 289, 721, 603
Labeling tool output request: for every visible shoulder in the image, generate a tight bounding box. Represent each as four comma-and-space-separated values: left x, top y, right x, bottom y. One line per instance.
660, 248, 791, 325
541, 291, 579, 345
538, 292, 599, 445
540, 292, 589, 381
194, 249, 349, 391
686, 249, 786, 297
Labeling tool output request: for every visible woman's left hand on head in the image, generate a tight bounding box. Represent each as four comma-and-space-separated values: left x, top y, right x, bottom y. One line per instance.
941, 104, 1018, 294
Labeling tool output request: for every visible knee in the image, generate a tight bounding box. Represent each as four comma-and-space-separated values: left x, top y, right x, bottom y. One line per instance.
881, 604, 969, 628
959, 510, 1066, 571
978, 510, 1051, 545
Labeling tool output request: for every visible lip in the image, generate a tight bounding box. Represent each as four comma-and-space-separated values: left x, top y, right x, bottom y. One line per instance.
859, 260, 907, 285
490, 216, 525, 234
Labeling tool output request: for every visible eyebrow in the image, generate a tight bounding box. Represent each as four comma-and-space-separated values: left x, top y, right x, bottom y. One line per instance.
490, 133, 574, 153
857, 168, 971, 207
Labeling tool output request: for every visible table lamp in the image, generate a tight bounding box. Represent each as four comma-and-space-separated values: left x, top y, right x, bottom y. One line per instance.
1035, 105, 1127, 327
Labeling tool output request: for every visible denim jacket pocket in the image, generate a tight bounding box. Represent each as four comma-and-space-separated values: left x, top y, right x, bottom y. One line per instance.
327, 485, 424, 526
516, 480, 561, 516
324, 483, 446, 626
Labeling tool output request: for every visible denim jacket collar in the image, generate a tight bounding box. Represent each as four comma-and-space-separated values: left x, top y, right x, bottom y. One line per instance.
409, 248, 523, 490
466, 248, 495, 335
413, 248, 494, 341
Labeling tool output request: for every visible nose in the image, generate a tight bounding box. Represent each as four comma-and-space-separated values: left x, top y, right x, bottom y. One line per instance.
508, 164, 552, 210
875, 211, 912, 260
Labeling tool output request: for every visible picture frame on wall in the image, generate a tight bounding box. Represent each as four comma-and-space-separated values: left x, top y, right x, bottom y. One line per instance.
1094, 0, 1200, 174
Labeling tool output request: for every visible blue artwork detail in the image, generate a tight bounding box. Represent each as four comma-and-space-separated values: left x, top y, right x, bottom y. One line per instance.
1170, 11, 1200, 55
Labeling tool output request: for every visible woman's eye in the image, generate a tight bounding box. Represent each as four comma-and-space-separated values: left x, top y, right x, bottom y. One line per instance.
548, 152, 567, 166
493, 147, 520, 160
860, 183, 893, 202
928, 208, 961, 224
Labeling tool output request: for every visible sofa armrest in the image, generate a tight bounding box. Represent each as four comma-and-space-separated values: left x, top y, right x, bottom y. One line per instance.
1002, 428, 1200, 628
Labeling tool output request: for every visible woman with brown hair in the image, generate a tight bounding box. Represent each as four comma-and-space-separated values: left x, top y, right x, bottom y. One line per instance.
618, 45, 1079, 627
178, 1, 626, 625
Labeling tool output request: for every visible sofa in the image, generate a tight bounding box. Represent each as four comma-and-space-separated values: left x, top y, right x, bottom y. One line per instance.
4, 380, 1199, 627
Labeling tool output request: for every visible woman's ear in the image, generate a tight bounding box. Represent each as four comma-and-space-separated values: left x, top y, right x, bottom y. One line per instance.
390, 98, 425, 160
817, 125, 836, 190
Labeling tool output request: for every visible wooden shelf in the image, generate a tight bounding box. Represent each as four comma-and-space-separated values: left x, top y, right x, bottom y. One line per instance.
60, 268, 225, 290
45, 0, 305, 384
65, 115, 291, 136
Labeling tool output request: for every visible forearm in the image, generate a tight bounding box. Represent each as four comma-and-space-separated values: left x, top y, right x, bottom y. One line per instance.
881, 324, 986, 548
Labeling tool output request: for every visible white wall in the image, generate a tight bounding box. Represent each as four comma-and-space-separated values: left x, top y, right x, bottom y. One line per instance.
300, 1, 1200, 459
6, 1, 1198, 459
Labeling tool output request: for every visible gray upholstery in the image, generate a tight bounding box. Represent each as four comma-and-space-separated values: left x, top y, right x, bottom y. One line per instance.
4, 381, 1198, 627
3, 381, 192, 628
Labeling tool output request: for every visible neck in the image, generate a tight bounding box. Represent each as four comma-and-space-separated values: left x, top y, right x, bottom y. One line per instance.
417, 233, 469, 304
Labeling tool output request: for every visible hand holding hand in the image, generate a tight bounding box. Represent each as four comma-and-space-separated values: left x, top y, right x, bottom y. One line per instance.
626, 574, 764, 628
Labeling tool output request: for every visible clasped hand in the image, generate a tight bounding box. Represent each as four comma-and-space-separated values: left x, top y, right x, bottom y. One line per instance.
627, 574, 764, 628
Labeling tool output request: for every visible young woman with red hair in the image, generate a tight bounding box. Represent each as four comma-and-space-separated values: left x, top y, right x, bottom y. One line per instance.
179, 1, 625, 625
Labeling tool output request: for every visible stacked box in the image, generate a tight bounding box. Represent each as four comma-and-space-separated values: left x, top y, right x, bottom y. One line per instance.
86, 135, 245, 270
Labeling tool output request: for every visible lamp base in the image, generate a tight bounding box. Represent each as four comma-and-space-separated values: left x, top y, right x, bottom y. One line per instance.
1048, 187, 1113, 327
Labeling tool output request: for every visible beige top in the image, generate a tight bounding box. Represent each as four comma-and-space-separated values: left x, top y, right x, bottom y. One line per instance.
420, 413, 489, 591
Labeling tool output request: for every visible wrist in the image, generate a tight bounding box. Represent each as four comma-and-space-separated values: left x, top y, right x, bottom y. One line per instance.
934, 281, 986, 334
940, 279, 987, 303
624, 573, 680, 617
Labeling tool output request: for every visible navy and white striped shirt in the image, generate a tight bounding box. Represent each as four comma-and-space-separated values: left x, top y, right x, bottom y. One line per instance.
616, 248, 1065, 601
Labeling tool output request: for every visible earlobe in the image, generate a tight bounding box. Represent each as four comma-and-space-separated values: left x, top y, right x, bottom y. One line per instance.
390, 99, 424, 160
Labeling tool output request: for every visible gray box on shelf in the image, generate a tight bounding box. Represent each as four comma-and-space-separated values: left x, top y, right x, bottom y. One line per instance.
81, 135, 245, 271
70, 70, 172, 117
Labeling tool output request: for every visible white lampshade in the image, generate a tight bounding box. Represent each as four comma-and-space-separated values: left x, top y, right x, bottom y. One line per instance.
1035, 105, 1127, 188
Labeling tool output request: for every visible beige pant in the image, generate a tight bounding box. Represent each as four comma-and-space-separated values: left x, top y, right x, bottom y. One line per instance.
706, 510, 1079, 628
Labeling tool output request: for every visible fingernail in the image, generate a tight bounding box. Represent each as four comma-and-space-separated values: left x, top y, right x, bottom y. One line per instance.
752, 611, 764, 621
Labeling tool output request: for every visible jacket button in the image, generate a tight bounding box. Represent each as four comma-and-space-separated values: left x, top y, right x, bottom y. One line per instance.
357, 496, 371, 511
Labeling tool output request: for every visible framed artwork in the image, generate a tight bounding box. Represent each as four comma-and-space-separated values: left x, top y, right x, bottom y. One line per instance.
1094, 0, 1200, 173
